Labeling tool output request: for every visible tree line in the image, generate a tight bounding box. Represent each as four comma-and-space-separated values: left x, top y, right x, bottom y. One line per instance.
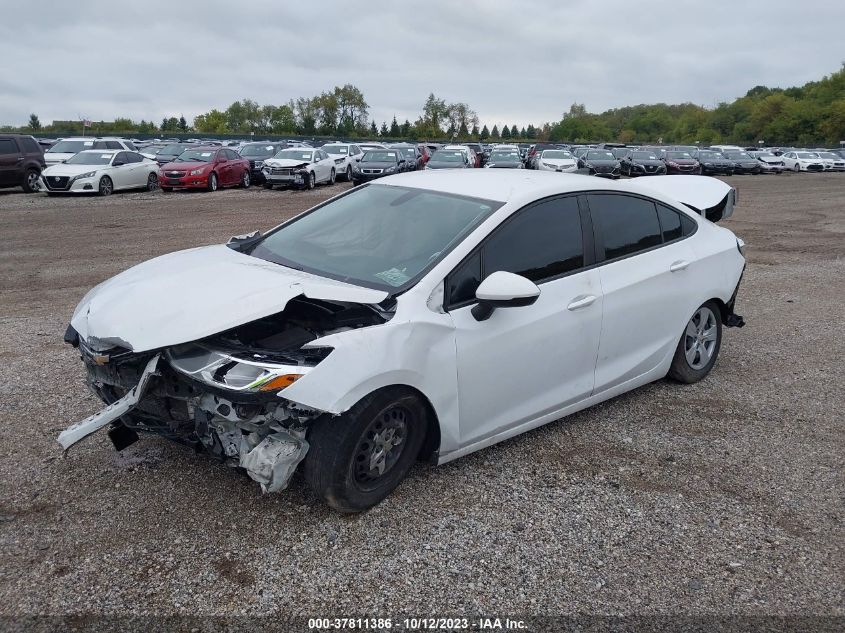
4, 65, 843, 145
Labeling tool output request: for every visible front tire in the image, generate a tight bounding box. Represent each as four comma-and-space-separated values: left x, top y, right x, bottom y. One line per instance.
793, 163, 800, 172
22, 169, 40, 193
345, 165, 353, 181
98, 176, 113, 197
207, 172, 218, 192
307, 171, 316, 190
328, 168, 336, 185
303, 387, 428, 513
667, 301, 722, 384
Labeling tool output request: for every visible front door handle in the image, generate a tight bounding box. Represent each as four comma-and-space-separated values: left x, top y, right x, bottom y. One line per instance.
567, 294, 597, 310
670, 260, 690, 272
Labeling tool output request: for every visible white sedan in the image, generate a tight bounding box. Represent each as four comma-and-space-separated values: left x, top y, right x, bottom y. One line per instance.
781, 151, 825, 172
321, 142, 365, 181
261, 148, 337, 189
536, 149, 578, 172
40, 150, 159, 195
58, 172, 745, 512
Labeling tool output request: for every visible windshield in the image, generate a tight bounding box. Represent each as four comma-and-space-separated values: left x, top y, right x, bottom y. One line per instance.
819, 152, 837, 159
431, 151, 465, 162
362, 151, 398, 162
240, 144, 277, 157
795, 152, 816, 158
490, 152, 520, 162
47, 140, 96, 153
586, 151, 615, 160
66, 152, 114, 165
727, 152, 752, 160
632, 152, 658, 159
274, 149, 313, 161
159, 144, 188, 155
666, 151, 693, 159
323, 145, 349, 155
697, 151, 721, 159
541, 150, 573, 159
399, 148, 416, 158
176, 149, 216, 162
248, 184, 503, 291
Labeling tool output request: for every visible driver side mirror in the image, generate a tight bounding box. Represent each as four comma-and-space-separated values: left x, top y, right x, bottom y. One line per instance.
471, 271, 540, 321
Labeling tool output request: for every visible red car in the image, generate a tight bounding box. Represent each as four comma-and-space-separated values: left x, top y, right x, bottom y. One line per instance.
159, 147, 251, 192
416, 144, 432, 165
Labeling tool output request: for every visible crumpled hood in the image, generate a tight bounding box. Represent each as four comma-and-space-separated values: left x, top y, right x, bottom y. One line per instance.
71, 244, 388, 352
263, 158, 312, 168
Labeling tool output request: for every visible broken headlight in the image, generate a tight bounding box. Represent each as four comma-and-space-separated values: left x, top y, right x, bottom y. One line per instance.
167, 343, 328, 393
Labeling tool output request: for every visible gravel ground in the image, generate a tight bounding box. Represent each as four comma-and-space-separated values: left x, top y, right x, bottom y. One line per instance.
0, 175, 842, 626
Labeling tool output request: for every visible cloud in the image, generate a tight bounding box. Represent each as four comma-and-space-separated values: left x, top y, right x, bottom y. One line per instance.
0, 0, 842, 129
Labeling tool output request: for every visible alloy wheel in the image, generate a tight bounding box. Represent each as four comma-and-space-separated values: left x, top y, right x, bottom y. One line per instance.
99, 177, 113, 196
147, 173, 158, 191
684, 307, 718, 370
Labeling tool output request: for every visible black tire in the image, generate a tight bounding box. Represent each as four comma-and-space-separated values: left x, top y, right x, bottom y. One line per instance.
161, 186, 173, 192
328, 168, 336, 185
22, 169, 40, 193
307, 171, 316, 190
240, 170, 251, 188
345, 165, 353, 181
207, 172, 218, 192
146, 172, 158, 191
98, 176, 113, 197
667, 300, 723, 384
303, 387, 428, 513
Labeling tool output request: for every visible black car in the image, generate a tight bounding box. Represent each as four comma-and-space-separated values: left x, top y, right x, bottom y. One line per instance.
695, 150, 735, 176
724, 152, 762, 175
619, 150, 666, 176
578, 150, 621, 178
238, 142, 288, 183
351, 150, 405, 184
425, 149, 472, 170
391, 144, 424, 171
0, 134, 46, 193
484, 149, 523, 169
153, 143, 200, 166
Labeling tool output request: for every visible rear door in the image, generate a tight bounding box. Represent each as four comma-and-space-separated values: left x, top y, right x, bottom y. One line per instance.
0, 137, 22, 186
448, 195, 603, 447
587, 193, 699, 393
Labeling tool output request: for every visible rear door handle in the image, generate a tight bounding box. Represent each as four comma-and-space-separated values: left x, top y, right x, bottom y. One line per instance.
670, 260, 690, 272
567, 294, 597, 311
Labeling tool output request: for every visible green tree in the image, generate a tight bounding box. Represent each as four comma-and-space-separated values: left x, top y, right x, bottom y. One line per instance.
28, 113, 41, 131
369, 121, 378, 136
401, 119, 411, 136
178, 115, 188, 132
193, 109, 229, 134
470, 123, 479, 138
520, 126, 527, 138
491, 125, 500, 139
389, 115, 401, 137
501, 125, 511, 138
480, 124, 490, 139
379, 121, 389, 137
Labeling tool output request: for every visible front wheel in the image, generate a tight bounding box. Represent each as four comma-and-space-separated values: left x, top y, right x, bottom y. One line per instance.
793, 163, 800, 172
207, 172, 218, 192
345, 165, 353, 181
98, 176, 113, 197
307, 171, 316, 190
328, 168, 336, 185
667, 301, 723, 383
303, 387, 428, 512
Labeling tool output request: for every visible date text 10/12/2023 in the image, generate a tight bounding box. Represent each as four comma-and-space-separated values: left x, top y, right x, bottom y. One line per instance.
307, 617, 528, 630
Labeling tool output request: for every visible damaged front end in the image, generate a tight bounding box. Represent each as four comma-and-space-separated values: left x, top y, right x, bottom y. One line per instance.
60, 296, 390, 493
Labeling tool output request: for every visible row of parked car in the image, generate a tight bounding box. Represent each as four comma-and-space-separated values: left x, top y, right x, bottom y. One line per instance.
2, 133, 843, 196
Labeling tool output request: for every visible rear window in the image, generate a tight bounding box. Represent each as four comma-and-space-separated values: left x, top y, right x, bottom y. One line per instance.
20, 137, 41, 154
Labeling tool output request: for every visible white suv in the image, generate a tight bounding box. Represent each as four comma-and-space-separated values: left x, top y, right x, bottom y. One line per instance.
44, 137, 137, 165
321, 143, 365, 181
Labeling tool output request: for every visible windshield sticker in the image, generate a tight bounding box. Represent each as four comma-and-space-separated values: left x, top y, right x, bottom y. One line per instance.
83, 141, 94, 146
200, 152, 212, 157
265, 146, 274, 150
374, 267, 411, 287
101, 154, 113, 159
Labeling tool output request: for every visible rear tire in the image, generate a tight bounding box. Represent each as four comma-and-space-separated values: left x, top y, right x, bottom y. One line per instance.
667, 301, 723, 384
240, 170, 251, 188
146, 172, 158, 191
22, 169, 40, 193
303, 387, 428, 513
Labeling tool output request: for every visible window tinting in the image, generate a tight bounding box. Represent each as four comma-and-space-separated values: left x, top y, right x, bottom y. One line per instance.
680, 214, 696, 236
657, 204, 683, 242
483, 197, 583, 283
20, 137, 40, 153
448, 252, 482, 306
105, 141, 123, 150
0, 139, 18, 155
591, 194, 661, 260
125, 152, 143, 163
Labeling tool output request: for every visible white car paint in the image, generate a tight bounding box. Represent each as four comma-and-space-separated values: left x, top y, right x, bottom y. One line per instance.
536, 149, 578, 172
321, 143, 364, 180
63, 171, 744, 470
262, 148, 336, 186
44, 137, 135, 165
39, 150, 158, 194
781, 151, 825, 172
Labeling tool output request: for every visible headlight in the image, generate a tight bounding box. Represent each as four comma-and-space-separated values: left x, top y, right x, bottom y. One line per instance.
704, 162, 713, 166
542, 162, 556, 168
75, 171, 97, 180
384, 166, 396, 173
167, 343, 330, 393
190, 167, 206, 176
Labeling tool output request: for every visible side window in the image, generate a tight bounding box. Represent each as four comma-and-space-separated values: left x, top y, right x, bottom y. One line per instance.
114, 152, 129, 164
447, 252, 482, 307
92, 141, 108, 149
20, 137, 41, 154
0, 139, 18, 154
126, 152, 143, 163
656, 204, 682, 242
484, 196, 584, 283
125, 141, 137, 151
590, 194, 661, 260
105, 141, 123, 150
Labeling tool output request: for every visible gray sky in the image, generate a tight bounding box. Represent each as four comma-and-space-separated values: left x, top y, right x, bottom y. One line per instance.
1, 1, 842, 130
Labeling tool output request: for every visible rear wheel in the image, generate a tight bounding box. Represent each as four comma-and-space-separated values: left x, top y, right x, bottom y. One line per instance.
146, 172, 158, 191
98, 176, 113, 197
303, 388, 428, 512
22, 169, 40, 193
240, 170, 251, 188
667, 301, 722, 383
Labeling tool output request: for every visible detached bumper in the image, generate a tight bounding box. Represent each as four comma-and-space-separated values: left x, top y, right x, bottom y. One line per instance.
723, 267, 746, 328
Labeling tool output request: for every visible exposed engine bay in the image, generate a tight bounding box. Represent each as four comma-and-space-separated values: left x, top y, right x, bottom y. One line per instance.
61, 296, 390, 492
